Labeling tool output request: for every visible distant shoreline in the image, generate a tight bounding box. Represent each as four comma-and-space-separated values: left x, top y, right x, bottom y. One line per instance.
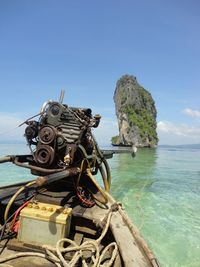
159, 144, 200, 149
0, 141, 200, 149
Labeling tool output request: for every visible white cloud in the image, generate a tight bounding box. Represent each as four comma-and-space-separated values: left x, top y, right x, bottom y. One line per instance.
182, 108, 200, 118
0, 112, 25, 140
157, 121, 200, 145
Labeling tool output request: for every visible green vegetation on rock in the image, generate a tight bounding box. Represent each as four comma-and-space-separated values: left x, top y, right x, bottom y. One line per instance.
111, 135, 120, 145
122, 104, 158, 145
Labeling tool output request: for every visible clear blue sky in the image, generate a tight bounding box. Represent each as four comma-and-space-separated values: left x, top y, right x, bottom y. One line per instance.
0, 0, 200, 145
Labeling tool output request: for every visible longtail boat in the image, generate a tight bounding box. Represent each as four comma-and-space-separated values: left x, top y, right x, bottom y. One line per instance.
0, 96, 161, 267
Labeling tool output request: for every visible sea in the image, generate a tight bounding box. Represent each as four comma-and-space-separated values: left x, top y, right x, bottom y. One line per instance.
0, 143, 200, 267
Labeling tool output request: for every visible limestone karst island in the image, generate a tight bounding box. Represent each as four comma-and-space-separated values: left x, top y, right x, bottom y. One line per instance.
112, 75, 158, 148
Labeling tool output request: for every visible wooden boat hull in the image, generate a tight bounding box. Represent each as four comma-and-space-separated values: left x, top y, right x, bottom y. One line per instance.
0, 181, 160, 267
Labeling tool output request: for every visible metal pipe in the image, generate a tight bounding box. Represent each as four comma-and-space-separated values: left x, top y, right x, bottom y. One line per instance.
59, 90, 65, 103
13, 157, 64, 174
36, 167, 80, 186
0, 156, 13, 164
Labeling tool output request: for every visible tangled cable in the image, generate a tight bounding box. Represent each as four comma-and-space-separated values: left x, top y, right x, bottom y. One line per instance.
0, 208, 118, 267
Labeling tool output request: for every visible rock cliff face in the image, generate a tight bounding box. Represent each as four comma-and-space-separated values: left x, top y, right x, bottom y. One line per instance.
112, 75, 158, 147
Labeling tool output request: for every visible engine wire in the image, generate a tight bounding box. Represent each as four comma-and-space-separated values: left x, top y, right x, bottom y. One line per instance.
4, 180, 36, 222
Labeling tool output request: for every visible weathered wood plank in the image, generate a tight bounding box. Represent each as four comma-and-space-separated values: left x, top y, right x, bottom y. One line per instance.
110, 212, 151, 267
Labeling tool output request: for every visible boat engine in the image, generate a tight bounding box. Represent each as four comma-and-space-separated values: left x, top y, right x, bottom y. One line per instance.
24, 101, 101, 175
2, 98, 111, 203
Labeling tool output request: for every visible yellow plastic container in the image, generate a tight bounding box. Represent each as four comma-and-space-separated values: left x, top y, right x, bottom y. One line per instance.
17, 202, 72, 247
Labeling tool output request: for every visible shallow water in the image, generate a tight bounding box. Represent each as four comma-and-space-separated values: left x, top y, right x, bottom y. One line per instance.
0, 144, 200, 267
110, 147, 200, 267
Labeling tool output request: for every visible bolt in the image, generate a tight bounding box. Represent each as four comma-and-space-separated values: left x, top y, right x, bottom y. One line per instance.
63, 209, 68, 214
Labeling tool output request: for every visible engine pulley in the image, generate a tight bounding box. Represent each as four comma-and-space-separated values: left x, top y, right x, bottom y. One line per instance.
39, 126, 56, 144
34, 145, 55, 166
25, 122, 38, 140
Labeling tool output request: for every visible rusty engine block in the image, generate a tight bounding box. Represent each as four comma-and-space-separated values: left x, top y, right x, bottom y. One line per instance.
24, 101, 101, 175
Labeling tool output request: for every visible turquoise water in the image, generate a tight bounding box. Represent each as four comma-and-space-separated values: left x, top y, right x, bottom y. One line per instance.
110, 147, 200, 267
0, 144, 200, 267
0, 143, 33, 186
